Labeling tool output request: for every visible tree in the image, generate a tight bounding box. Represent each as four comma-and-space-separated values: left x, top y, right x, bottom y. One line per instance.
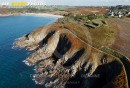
88, 14, 97, 20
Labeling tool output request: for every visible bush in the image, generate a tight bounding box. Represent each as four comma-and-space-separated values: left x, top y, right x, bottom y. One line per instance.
88, 14, 97, 20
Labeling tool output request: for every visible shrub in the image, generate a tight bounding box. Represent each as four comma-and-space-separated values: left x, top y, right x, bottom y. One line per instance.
88, 14, 97, 20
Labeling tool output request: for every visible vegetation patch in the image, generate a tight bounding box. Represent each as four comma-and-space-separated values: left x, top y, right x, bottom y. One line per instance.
84, 19, 107, 29
57, 13, 117, 49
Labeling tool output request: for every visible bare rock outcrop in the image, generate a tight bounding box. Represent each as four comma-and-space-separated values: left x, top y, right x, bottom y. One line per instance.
13, 23, 128, 88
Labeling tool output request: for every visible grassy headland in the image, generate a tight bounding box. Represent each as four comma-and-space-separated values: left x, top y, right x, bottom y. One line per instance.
8, 6, 130, 88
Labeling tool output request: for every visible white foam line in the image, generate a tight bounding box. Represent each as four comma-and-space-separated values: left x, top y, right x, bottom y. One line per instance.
22, 60, 31, 66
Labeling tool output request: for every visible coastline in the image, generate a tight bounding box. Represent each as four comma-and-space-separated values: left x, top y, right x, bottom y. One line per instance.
0, 13, 64, 18
0, 14, 18, 17
21, 13, 64, 18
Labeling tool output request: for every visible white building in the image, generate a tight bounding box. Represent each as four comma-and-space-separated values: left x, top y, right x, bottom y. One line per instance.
111, 12, 114, 16
118, 11, 123, 18
128, 12, 130, 15
125, 12, 130, 17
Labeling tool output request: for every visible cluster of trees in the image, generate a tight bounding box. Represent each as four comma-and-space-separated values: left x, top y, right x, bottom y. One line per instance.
109, 5, 130, 18
72, 14, 105, 21
110, 5, 130, 11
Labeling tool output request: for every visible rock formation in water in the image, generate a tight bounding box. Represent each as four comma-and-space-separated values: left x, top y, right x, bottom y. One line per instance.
13, 22, 129, 88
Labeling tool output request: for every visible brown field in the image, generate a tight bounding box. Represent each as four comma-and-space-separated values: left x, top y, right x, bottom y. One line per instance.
107, 18, 130, 59
0, 8, 9, 14
66, 7, 107, 14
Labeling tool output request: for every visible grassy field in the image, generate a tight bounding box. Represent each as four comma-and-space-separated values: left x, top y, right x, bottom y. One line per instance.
57, 14, 118, 49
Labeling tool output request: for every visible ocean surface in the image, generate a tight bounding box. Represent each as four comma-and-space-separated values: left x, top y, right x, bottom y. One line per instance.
0, 16, 57, 88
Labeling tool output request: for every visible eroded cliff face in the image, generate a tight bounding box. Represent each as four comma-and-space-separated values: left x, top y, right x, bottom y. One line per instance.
13, 23, 128, 88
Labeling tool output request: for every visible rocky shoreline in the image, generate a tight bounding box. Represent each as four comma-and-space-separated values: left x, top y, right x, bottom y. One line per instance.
13, 22, 129, 88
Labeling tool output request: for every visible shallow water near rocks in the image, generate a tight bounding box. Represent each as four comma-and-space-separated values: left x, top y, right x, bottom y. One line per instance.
0, 16, 57, 88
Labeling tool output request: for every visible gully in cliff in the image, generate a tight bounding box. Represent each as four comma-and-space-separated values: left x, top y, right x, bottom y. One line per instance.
13, 21, 129, 88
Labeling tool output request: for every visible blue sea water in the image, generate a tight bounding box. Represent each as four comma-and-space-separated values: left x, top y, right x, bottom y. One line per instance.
0, 16, 57, 88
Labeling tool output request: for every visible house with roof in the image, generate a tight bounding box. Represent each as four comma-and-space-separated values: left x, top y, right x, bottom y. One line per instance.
126, 12, 130, 17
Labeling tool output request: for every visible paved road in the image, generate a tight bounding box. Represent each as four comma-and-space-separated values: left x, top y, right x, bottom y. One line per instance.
108, 18, 130, 59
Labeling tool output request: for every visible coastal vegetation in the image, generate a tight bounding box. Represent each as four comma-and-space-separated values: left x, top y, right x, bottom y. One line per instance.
13, 7, 130, 88
57, 13, 117, 49
0, 4, 130, 88
4, 5, 128, 88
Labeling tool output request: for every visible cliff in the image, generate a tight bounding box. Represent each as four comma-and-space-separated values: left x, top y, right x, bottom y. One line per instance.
13, 17, 129, 88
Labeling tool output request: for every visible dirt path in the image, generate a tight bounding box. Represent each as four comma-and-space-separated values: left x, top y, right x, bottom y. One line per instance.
108, 18, 130, 59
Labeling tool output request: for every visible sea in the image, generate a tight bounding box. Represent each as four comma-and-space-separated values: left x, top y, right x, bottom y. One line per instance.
0, 16, 57, 88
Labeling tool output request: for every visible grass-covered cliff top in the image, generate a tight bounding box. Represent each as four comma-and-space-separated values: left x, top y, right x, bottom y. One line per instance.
13, 10, 130, 88
56, 13, 118, 49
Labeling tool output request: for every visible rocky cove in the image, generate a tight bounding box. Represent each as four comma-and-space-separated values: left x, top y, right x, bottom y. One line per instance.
13, 21, 129, 88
